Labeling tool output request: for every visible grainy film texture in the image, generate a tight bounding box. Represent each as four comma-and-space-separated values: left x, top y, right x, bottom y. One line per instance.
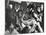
5, 0, 44, 34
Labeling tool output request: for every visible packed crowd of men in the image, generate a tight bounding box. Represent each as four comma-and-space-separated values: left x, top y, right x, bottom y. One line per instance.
5, 0, 44, 34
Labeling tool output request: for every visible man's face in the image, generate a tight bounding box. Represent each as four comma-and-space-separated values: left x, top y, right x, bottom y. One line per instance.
19, 11, 22, 16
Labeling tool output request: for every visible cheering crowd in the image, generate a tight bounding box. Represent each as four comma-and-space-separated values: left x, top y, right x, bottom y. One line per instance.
5, 0, 44, 34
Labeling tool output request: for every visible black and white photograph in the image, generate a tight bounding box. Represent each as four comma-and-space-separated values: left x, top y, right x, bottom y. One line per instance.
5, 0, 44, 35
